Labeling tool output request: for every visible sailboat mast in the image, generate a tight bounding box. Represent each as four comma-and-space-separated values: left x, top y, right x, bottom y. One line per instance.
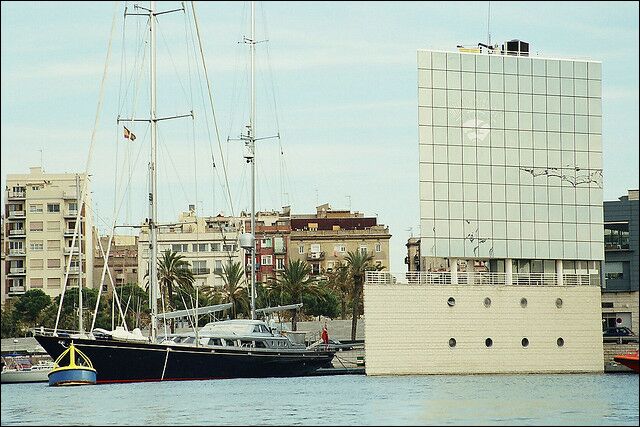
249, 0, 257, 320
149, 0, 159, 342
76, 174, 84, 334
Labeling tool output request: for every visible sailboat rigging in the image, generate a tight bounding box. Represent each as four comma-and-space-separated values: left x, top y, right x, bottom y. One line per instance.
34, 1, 335, 384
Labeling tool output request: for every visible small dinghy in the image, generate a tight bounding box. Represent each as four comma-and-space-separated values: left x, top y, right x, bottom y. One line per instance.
48, 342, 96, 386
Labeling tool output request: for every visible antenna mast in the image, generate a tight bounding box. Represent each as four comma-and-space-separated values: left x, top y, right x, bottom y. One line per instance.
487, 1, 491, 46
249, 0, 257, 320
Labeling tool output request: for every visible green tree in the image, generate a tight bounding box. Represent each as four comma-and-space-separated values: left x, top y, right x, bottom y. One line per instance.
13, 289, 51, 327
302, 282, 340, 319
267, 259, 322, 331
345, 250, 375, 341
1, 303, 20, 338
37, 287, 101, 332
154, 249, 195, 332
327, 265, 351, 320
207, 260, 249, 319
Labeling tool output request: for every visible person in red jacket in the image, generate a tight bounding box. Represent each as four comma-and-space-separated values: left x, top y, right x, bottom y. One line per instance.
321, 323, 329, 347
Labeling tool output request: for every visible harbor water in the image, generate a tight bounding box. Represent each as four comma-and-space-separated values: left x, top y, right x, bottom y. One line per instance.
1, 373, 638, 425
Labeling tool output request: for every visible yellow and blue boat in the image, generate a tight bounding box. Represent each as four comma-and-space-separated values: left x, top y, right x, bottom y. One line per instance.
48, 342, 96, 386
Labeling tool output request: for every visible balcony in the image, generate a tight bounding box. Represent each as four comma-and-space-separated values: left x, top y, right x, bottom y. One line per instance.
9, 229, 26, 237
8, 248, 26, 256
8, 191, 26, 199
9, 267, 26, 275
8, 210, 25, 219
62, 192, 78, 200
64, 210, 79, 218
307, 251, 325, 261
365, 271, 599, 287
8, 286, 26, 295
274, 245, 287, 255
67, 266, 80, 274
191, 267, 210, 276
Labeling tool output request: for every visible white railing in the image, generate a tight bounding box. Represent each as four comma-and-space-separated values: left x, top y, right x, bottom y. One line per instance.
9, 248, 26, 256
9, 267, 26, 274
8, 210, 25, 218
9, 229, 26, 235
9, 286, 26, 293
66, 210, 78, 217
366, 271, 599, 287
8, 191, 25, 199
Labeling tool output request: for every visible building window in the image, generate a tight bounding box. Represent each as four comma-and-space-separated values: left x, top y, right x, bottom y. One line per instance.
311, 263, 320, 274
276, 258, 285, 270
222, 243, 236, 252
68, 202, 78, 212
192, 260, 207, 274
47, 278, 61, 288
334, 244, 346, 253
47, 240, 61, 250
261, 255, 273, 266
310, 244, 321, 253
47, 221, 60, 231
47, 203, 60, 213
30, 259, 44, 269
359, 245, 367, 256
30, 278, 44, 288
214, 260, 223, 273
261, 238, 272, 248
298, 246, 304, 254
47, 258, 61, 268
30, 241, 44, 251
171, 244, 188, 252
29, 221, 44, 232
192, 243, 208, 252
211, 242, 221, 252
375, 243, 382, 252
31, 186, 40, 191
604, 222, 629, 250
29, 204, 43, 213
605, 262, 624, 280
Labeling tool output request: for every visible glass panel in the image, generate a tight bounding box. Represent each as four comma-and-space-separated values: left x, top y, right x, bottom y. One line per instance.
433, 70, 447, 88
547, 77, 560, 95
447, 70, 461, 89
432, 52, 447, 69
518, 75, 532, 93
504, 74, 518, 92
446, 52, 461, 70
462, 72, 475, 90
476, 73, 489, 91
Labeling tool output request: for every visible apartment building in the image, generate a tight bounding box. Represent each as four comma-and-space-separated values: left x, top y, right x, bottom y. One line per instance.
289, 203, 391, 276
242, 207, 291, 284
3, 167, 94, 302
137, 206, 243, 290
93, 234, 139, 292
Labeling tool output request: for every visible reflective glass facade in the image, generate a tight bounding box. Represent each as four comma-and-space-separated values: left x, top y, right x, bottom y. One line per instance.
418, 50, 603, 261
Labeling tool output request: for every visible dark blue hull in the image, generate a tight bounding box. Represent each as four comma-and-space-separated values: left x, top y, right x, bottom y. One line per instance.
48, 368, 96, 386
35, 335, 334, 384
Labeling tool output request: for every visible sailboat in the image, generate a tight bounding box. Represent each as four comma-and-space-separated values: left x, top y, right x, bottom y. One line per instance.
34, 1, 335, 384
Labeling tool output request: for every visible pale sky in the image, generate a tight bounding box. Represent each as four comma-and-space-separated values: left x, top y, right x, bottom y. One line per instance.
1, 1, 638, 271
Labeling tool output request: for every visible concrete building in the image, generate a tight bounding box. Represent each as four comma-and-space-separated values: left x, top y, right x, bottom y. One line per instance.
365, 41, 604, 374
405, 237, 421, 272
602, 189, 639, 334
93, 234, 139, 291
137, 207, 243, 291
289, 203, 391, 276
3, 167, 94, 302
243, 207, 291, 284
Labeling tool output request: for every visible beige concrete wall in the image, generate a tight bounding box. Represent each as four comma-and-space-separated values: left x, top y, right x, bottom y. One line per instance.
364, 284, 604, 375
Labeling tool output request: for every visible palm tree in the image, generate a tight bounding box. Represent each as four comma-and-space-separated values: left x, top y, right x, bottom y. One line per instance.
345, 250, 375, 341
327, 265, 351, 320
210, 260, 249, 319
156, 249, 195, 333
267, 259, 322, 331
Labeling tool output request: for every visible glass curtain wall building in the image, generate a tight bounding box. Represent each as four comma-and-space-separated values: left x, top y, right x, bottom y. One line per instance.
418, 44, 603, 285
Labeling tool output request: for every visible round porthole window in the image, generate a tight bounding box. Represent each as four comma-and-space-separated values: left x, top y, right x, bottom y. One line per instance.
484, 297, 491, 308
447, 297, 456, 307
485, 338, 493, 348
556, 298, 563, 308
520, 297, 528, 308
521, 338, 529, 348
557, 337, 564, 347
449, 338, 457, 348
